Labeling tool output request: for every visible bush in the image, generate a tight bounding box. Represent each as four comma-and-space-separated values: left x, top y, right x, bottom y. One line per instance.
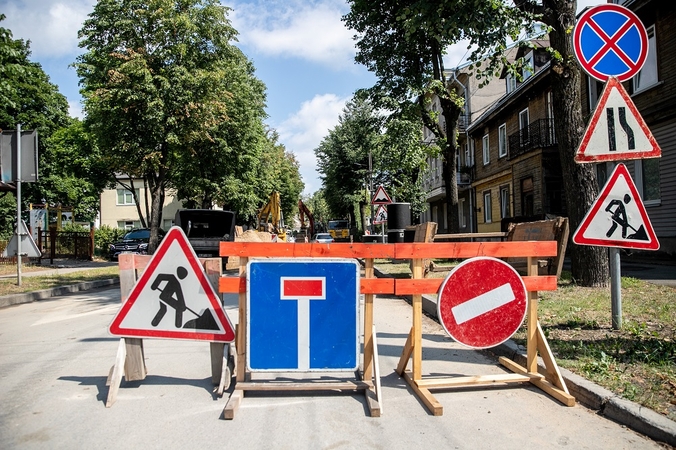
95, 225, 125, 258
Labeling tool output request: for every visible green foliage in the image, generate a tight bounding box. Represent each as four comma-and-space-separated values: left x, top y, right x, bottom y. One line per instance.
76, 0, 268, 249
0, 193, 16, 240
94, 225, 125, 257
37, 119, 114, 222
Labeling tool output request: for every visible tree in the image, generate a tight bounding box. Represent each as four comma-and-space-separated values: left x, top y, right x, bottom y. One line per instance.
39, 119, 114, 222
344, 1, 524, 233
0, 15, 69, 236
76, 0, 255, 252
316, 96, 430, 231
315, 97, 381, 227
515, 0, 609, 286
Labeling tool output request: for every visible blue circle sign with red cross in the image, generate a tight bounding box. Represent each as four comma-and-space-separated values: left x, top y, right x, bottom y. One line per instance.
573, 4, 648, 82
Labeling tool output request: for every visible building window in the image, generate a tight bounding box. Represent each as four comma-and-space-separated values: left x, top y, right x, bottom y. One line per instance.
459, 198, 466, 228
633, 25, 658, 93
506, 74, 517, 94
117, 220, 140, 230
116, 189, 139, 206
588, 76, 604, 111
635, 159, 661, 206
500, 186, 510, 218
519, 108, 530, 144
523, 51, 534, 81
482, 134, 490, 165
465, 139, 475, 167
483, 191, 492, 224
498, 124, 507, 158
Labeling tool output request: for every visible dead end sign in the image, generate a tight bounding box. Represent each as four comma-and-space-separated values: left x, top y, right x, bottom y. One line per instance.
437, 257, 527, 349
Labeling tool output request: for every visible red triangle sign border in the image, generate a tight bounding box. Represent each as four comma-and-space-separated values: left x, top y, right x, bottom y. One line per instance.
371, 185, 392, 205
575, 77, 661, 163
109, 227, 236, 342
573, 163, 659, 250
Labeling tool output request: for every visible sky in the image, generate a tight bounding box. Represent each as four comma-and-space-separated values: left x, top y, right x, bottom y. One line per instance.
1, 0, 602, 196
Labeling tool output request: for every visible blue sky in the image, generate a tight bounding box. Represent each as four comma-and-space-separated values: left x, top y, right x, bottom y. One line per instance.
2, 0, 601, 195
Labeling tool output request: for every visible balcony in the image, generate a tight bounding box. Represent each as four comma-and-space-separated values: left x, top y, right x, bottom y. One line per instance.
457, 114, 468, 132
508, 118, 557, 160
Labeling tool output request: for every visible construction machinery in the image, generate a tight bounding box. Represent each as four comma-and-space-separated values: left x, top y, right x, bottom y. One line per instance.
257, 191, 287, 241
297, 200, 315, 242
327, 219, 350, 242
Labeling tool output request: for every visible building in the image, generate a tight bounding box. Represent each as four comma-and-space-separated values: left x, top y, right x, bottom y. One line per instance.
466, 40, 563, 233
99, 176, 184, 230
420, 57, 511, 233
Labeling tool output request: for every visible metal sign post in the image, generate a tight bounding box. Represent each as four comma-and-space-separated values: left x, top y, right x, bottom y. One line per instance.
16, 124, 22, 286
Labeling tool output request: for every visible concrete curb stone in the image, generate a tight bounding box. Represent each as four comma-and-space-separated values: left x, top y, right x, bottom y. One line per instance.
0, 278, 120, 309
373, 264, 676, 447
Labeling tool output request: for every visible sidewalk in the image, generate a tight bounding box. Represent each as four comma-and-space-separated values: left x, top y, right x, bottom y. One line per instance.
0, 258, 119, 308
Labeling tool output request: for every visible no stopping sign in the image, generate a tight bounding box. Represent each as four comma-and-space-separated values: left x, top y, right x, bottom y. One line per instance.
437, 257, 528, 349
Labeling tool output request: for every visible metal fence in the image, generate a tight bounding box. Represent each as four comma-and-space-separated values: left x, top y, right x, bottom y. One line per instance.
508, 118, 557, 160
38, 229, 94, 262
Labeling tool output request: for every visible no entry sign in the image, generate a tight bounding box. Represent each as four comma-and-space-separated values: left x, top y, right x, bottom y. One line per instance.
437, 257, 527, 349
573, 4, 648, 82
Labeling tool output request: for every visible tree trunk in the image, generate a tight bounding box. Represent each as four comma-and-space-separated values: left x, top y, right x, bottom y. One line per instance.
548, 0, 609, 286
440, 98, 462, 234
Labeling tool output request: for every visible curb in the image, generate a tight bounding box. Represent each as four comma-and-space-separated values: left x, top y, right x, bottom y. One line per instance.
373, 265, 676, 447
0, 278, 120, 309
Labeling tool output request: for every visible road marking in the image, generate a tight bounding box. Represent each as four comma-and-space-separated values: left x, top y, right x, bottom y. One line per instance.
451, 283, 515, 325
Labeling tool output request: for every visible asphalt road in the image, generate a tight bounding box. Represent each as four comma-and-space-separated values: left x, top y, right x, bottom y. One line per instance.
0, 286, 664, 449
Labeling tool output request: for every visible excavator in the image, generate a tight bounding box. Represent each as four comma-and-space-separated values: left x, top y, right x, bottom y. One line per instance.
257, 191, 287, 242
297, 200, 315, 242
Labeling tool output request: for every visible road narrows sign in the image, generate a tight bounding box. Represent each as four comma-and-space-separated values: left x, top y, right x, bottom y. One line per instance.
371, 185, 392, 205
573, 163, 659, 250
109, 226, 235, 342
573, 4, 648, 82
437, 257, 527, 349
575, 77, 661, 163
247, 259, 359, 372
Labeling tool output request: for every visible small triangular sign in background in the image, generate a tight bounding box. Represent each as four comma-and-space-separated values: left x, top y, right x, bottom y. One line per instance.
371, 185, 392, 205
573, 163, 659, 250
373, 205, 388, 224
109, 226, 235, 342
575, 77, 661, 163
2, 220, 41, 258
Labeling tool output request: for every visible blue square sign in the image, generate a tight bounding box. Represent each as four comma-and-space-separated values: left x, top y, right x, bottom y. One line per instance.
247, 259, 359, 372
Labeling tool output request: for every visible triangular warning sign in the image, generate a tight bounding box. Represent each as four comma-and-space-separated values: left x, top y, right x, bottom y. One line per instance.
109, 227, 235, 342
371, 185, 392, 205
575, 77, 661, 163
373, 205, 388, 224
573, 164, 659, 250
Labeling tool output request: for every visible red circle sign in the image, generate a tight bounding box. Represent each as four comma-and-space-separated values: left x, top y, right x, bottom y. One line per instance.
573, 4, 648, 82
437, 257, 527, 349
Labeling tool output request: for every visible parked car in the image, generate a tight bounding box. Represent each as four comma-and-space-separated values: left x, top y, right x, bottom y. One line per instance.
312, 233, 334, 243
109, 228, 166, 260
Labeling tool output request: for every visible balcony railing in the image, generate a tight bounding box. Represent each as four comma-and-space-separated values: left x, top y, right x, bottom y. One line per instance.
508, 118, 557, 160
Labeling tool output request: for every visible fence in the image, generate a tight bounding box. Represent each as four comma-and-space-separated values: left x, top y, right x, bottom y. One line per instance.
38, 228, 94, 262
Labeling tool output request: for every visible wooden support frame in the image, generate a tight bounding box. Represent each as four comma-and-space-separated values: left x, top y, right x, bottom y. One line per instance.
218, 243, 392, 419
106, 254, 229, 408
394, 244, 575, 415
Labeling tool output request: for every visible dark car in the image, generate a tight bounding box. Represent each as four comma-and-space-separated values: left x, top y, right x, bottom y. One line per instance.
109, 228, 166, 260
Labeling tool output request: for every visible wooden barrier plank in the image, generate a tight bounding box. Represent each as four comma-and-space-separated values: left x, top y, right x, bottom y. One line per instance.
415, 373, 536, 388
394, 241, 557, 259
219, 276, 396, 295
393, 276, 557, 295
220, 242, 396, 259
236, 381, 372, 391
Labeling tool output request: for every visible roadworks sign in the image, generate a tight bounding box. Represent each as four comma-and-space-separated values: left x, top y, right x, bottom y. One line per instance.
573, 163, 659, 250
109, 226, 235, 342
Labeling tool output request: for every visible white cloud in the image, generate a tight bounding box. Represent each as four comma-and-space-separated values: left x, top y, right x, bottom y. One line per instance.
230, 0, 356, 69
68, 99, 83, 119
275, 93, 349, 194
2, 1, 93, 59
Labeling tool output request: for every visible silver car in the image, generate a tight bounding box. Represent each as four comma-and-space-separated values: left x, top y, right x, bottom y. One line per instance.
312, 233, 334, 243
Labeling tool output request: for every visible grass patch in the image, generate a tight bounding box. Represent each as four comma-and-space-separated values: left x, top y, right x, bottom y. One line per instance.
0, 266, 119, 297
374, 261, 676, 421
